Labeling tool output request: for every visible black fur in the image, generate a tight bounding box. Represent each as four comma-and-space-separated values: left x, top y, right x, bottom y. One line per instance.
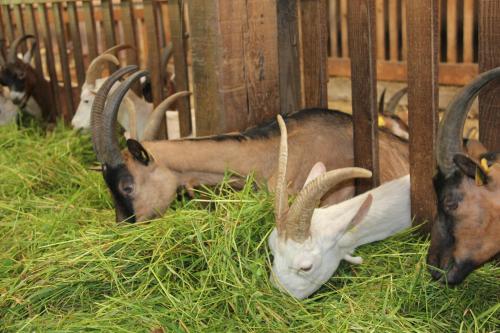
103, 164, 136, 223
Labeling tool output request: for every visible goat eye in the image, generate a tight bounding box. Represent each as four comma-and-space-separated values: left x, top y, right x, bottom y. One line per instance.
84, 100, 89, 104
122, 184, 134, 194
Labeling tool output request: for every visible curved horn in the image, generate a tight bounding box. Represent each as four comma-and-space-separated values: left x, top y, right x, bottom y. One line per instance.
23, 40, 37, 64
141, 91, 191, 141
161, 42, 174, 72
378, 88, 387, 115
99, 70, 149, 167
85, 54, 120, 86
91, 65, 138, 164
275, 115, 289, 235
437, 67, 500, 175
385, 86, 408, 115
285, 168, 373, 242
8, 35, 35, 63
103, 43, 134, 55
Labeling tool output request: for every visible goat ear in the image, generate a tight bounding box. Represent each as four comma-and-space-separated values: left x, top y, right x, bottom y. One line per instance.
126, 139, 151, 166
345, 194, 373, 232
453, 153, 488, 186
303, 162, 326, 188
464, 139, 487, 160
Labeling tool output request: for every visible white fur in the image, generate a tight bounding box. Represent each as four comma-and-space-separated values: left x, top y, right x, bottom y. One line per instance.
269, 174, 411, 299
0, 87, 42, 124
0, 92, 18, 125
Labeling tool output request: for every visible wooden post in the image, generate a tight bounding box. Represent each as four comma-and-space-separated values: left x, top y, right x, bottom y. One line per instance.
300, 0, 329, 109
101, 0, 117, 49
82, 0, 98, 64
478, 0, 500, 151
24, 4, 43, 75
406, 0, 439, 231
348, 0, 380, 193
188, 0, 282, 135
167, 0, 192, 136
67, 2, 85, 88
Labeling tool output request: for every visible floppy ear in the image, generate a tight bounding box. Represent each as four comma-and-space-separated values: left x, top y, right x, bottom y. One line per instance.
345, 194, 373, 232
303, 162, 326, 188
126, 139, 151, 166
453, 153, 488, 186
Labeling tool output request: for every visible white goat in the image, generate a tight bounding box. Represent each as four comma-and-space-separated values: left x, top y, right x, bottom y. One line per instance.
268, 115, 411, 299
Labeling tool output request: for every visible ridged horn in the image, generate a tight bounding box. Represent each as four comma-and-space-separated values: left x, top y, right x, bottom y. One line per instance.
285, 168, 373, 242
99, 70, 149, 167
437, 66, 500, 175
378, 88, 387, 115
85, 54, 120, 86
103, 43, 134, 55
7, 35, 35, 63
91, 65, 138, 164
275, 115, 290, 235
385, 86, 408, 115
141, 91, 191, 141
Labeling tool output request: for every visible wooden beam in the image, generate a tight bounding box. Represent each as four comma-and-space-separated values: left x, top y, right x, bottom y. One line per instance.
478, 0, 500, 151
101, 0, 117, 50
167, 0, 192, 136
300, 0, 329, 109
463, 0, 474, 63
67, 2, 85, 88
406, 0, 439, 231
328, 0, 338, 57
82, 0, 97, 64
347, 0, 380, 193
446, 0, 457, 63
24, 4, 43, 74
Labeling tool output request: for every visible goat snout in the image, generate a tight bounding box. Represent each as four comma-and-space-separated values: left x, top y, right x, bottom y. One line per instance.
9, 90, 26, 104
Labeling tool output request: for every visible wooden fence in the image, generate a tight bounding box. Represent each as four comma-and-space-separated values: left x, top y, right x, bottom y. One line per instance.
329, 0, 480, 85
0, 0, 192, 137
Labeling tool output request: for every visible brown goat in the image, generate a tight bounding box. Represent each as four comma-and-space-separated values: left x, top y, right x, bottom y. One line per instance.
428, 67, 500, 285
91, 67, 409, 223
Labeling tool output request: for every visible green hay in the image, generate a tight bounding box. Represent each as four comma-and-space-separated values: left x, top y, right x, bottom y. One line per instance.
0, 123, 498, 333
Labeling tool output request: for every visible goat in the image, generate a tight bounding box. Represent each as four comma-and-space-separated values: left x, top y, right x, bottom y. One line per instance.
91, 67, 409, 223
428, 66, 500, 285
378, 87, 409, 141
268, 115, 411, 299
0, 85, 18, 125
0, 35, 49, 121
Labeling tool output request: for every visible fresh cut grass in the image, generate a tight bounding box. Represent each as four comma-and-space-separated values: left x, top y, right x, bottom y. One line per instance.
0, 123, 498, 332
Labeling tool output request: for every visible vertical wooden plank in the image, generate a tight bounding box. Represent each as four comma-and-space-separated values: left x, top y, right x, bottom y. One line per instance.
389, 0, 398, 60
13, 4, 26, 53
101, 0, 117, 49
277, 0, 301, 115
120, 0, 139, 65
329, 0, 338, 57
463, 0, 474, 63
38, 3, 61, 120
478, 0, 500, 151
143, 0, 162, 106
300, 0, 328, 108
67, 2, 85, 88
348, 0, 380, 192
340, 0, 348, 57
2, 5, 14, 42
168, 0, 192, 136
447, 0, 457, 62
83, 0, 98, 63
53, 2, 74, 119
375, 0, 385, 59
244, 0, 281, 126
25, 4, 43, 74
407, 0, 439, 230
401, 0, 407, 60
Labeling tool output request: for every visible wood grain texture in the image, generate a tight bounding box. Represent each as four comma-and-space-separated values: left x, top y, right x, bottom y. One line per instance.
375, 0, 385, 59
478, 0, 500, 151
389, 0, 398, 60
1, 5, 14, 42
67, 2, 85, 88
463, 0, 474, 63
101, 0, 117, 58
53, 2, 74, 118
447, 0, 457, 63
329, 0, 338, 57
340, 0, 348, 57
277, 0, 301, 115
300, 0, 329, 109
406, 0, 439, 230
347, 0, 380, 193
82, 0, 97, 63
24, 4, 43, 74
167, 0, 192, 136
13, 4, 26, 53
120, 0, 138, 66
401, 0, 407, 60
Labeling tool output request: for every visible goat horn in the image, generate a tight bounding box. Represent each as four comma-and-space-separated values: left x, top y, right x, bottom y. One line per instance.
385, 86, 408, 115
161, 42, 174, 72
437, 66, 500, 175
378, 88, 387, 115
91, 65, 138, 164
7, 35, 35, 63
85, 54, 120, 86
103, 43, 134, 55
285, 168, 373, 242
100, 70, 149, 167
275, 115, 290, 235
23, 40, 37, 64
141, 91, 191, 141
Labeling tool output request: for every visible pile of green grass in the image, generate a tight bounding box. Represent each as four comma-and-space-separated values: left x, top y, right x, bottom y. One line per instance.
0, 124, 498, 332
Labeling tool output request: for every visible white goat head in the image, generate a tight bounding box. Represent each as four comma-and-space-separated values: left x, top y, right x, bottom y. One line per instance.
268, 115, 411, 299
72, 44, 136, 131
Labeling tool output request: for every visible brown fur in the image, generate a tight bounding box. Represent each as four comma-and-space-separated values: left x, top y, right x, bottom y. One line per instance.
121, 111, 409, 221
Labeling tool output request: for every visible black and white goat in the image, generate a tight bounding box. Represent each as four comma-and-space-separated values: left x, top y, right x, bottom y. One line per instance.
0, 35, 53, 122
269, 115, 411, 299
91, 67, 409, 223
428, 67, 500, 285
